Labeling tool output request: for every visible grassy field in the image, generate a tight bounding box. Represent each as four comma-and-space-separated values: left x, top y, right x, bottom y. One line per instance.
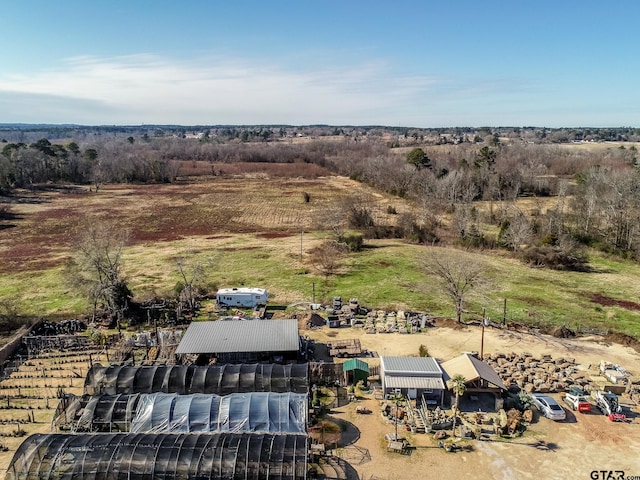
1, 175, 640, 337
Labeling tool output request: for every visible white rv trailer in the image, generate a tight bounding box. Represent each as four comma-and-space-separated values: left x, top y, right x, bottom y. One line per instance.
216, 287, 268, 308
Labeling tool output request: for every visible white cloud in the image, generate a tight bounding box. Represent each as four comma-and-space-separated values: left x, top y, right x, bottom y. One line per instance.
3, 53, 622, 127
0, 54, 441, 125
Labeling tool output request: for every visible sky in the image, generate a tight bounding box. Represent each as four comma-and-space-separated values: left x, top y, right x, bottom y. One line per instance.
0, 1, 638, 127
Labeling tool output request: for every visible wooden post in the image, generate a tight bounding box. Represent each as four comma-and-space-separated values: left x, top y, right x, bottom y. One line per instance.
503, 298, 507, 326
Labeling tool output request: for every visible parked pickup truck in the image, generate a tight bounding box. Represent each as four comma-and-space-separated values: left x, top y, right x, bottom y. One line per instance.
563, 387, 592, 413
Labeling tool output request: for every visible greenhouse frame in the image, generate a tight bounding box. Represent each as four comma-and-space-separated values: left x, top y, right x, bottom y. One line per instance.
7, 432, 309, 480
53, 393, 141, 432
84, 364, 309, 396
54, 392, 308, 434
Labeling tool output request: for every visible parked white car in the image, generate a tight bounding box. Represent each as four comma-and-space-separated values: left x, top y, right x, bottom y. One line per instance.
531, 393, 566, 421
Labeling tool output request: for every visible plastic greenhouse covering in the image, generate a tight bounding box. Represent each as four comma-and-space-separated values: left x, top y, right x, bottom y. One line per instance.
6, 432, 308, 480
84, 364, 309, 395
132, 392, 307, 433
55, 392, 307, 434
53, 394, 142, 432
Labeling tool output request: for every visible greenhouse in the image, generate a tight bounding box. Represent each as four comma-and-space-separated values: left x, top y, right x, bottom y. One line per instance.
131, 392, 307, 433
53, 393, 141, 432
54, 392, 308, 433
7, 432, 309, 480
84, 363, 309, 395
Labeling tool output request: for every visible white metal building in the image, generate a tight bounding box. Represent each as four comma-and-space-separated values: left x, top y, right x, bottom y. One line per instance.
380, 356, 445, 405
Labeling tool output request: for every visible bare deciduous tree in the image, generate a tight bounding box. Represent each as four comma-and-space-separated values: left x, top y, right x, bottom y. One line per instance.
310, 240, 348, 278
502, 212, 533, 251
423, 250, 486, 323
67, 221, 131, 322
175, 252, 216, 310
315, 204, 347, 241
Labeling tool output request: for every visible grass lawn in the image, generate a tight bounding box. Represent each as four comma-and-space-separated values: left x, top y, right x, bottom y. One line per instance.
1, 177, 640, 338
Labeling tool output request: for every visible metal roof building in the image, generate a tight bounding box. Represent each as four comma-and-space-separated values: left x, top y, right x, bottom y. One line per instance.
380, 356, 445, 405
176, 319, 300, 363
440, 353, 507, 391
342, 358, 370, 385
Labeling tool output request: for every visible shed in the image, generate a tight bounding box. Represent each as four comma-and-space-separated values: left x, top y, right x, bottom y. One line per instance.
380, 356, 445, 405
176, 319, 300, 363
216, 287, 268, 308
440, 353, 507, 392
342, 358, 369, 385
441, 353, 506, 411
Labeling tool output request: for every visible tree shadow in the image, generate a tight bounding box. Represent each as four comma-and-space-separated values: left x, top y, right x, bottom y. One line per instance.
333, 415, 361, 447
588, 267, 617, 274
526, 440, 559, 452
0, 207, 23, 230
0, 193, 50, 205
479, 437, 559, 452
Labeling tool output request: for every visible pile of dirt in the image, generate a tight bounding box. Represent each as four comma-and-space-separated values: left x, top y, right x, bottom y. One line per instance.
307, 313, 327, 328
295, 312, 326, 331
549, 325, 576, 338
605, 332, 640, 352
434, 317, 466, 330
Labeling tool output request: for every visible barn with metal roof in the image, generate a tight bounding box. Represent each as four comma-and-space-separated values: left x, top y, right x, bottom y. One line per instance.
380, 356, 445, 405
440, 353, 506, 392
176, 319, 301, 363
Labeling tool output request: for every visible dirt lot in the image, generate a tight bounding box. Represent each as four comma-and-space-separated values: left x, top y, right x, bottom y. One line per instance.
307, 323, 640, 480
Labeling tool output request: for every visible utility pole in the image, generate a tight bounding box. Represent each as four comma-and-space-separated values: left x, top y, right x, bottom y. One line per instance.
392, 391, 402, 440
480, 308, 486, 359
300, 229, 303, 261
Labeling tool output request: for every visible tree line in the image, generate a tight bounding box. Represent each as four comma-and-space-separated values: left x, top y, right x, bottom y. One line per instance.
2, 127, 640, 263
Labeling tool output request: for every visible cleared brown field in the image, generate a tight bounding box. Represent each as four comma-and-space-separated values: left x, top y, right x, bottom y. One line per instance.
0, 176, 403, 276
